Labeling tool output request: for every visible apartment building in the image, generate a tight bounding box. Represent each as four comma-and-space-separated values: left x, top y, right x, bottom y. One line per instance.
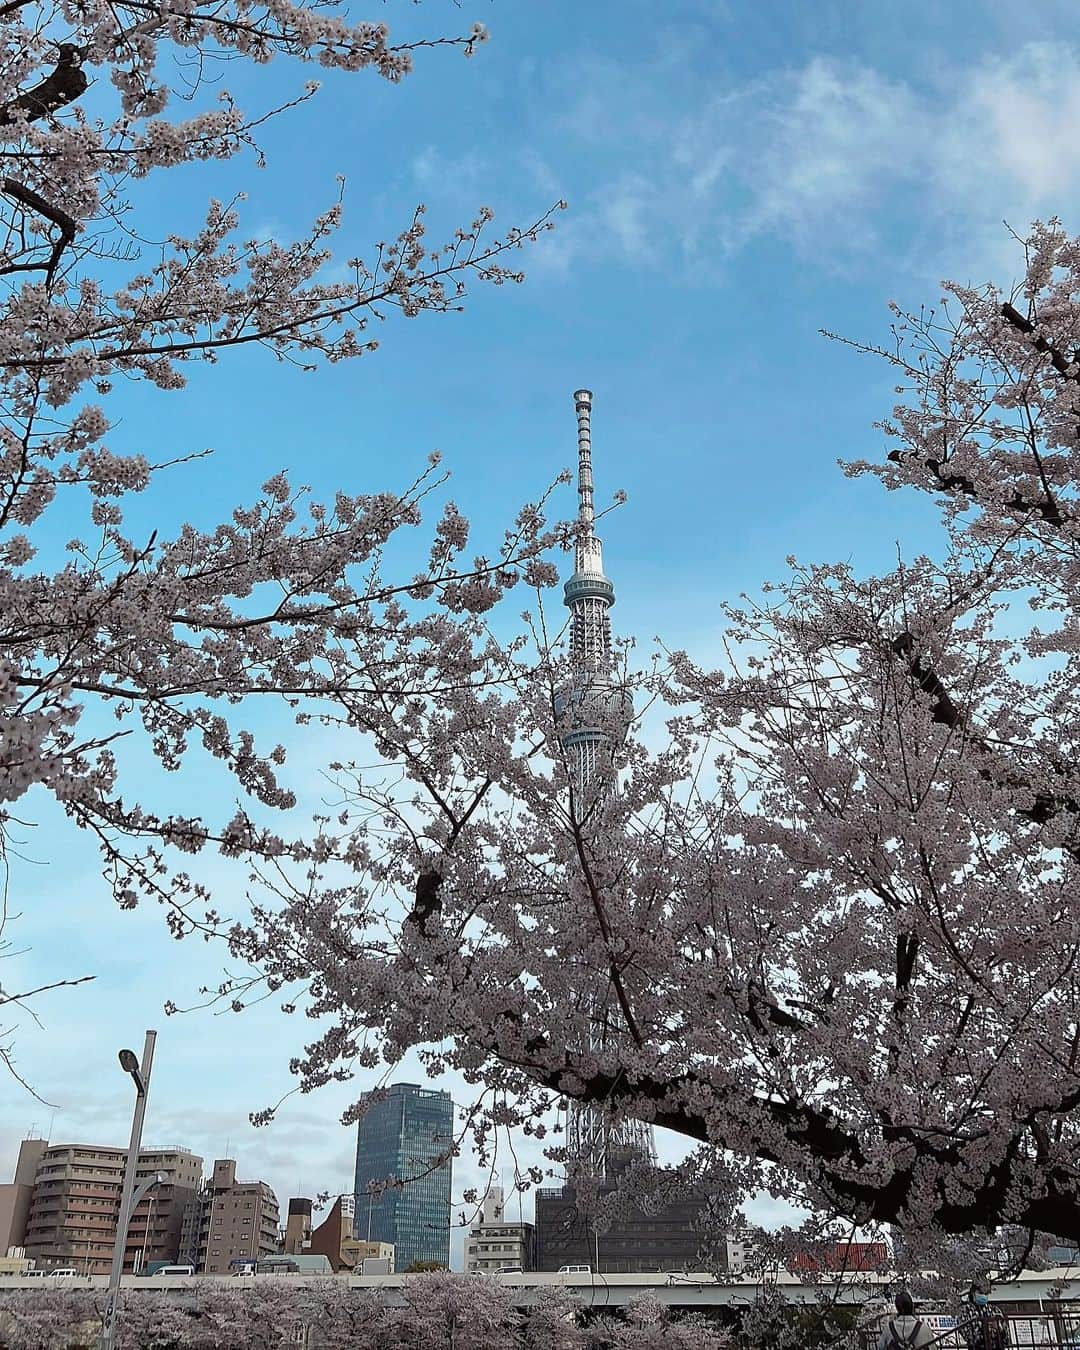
180, 1158, 279, 1274
6, 1138, 202, 1274
466, 1186, 534, 1274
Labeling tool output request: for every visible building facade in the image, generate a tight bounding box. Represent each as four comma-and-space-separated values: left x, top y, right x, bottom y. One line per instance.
353, 1083, 453, 1272
465, 1186, 534, 1274
535, 1175, 710, 1275
790, 1241, 889, 1274
725, 1231, 756, 1274
282, 1196, 312, 1255
179, 1158, 279, 1274
0, 1137, 46, 1258
5, 1139, 201, 1274
343, 1238, 395, 1272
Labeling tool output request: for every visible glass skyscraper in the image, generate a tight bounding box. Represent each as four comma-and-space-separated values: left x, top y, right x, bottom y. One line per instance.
353, 1083, 453, 1271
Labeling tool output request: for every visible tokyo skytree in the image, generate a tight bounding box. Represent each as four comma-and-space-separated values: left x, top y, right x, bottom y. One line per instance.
557, 388, 656, 1177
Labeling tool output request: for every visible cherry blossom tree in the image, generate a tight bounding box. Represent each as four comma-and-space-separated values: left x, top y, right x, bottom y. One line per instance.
0, 0, 564, 1029
519, 1287, 587, 1350
383, 1270, 521, 1349
0, 1286, 104, 1349
293, 1278, 388, 1350
584, 1296, 728, 1350
220, 217, 1080, 1255
0, 1278, 735, 1349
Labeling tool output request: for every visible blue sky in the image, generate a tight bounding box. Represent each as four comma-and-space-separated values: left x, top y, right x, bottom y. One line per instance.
6, 0, 1080, 1263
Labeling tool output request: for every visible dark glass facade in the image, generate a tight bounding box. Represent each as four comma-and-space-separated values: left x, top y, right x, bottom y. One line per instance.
353, 1083, 453, 1271
535, 1180, 712, 1274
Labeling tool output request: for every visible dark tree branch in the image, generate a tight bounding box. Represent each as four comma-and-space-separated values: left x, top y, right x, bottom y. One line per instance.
511, 1040, 1080, 1239
881, 300, 1078, 527
1000, 301, 1077, 384
409, 868, 443, 937
890, 632, 962, 727
1, 177, 77, 285
886, 446, 1068, 528
0, 45, 87, 132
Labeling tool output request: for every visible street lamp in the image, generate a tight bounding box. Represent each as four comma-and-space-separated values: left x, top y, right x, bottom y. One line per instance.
99, 1030, 157, 1350
117, 1049, 143, 1086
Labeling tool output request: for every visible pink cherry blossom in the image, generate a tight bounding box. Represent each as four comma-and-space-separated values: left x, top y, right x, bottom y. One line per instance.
220, 220, 1080, 1268
0, 0, 566, 950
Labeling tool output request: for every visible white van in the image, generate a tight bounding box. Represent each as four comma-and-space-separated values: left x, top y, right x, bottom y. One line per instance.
49, 1269, 78, 1278
21, 1270, 47, 1278
557, 1265, 591, 1275
154, 1265, 195, 1276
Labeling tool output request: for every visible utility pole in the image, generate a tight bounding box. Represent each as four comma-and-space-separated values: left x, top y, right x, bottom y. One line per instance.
99, 1030, 156, 1350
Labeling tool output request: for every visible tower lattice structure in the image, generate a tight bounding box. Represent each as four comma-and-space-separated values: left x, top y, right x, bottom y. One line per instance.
557, 388, 656, 1178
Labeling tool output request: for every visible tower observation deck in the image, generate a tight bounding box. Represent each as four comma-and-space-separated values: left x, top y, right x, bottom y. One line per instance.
558, 389, 656, 1178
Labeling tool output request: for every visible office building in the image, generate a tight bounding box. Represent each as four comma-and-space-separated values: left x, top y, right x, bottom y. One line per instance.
354, 1083, 453, 1271
465, 1186, 534, 1274
4, 1138, 201, 1274
179, 1158, 279, 1274
535, 1170, 710, 1274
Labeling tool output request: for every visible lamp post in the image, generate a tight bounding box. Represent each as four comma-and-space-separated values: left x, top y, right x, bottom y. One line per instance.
138, 1192, 156, 1274
99, 1030, 156, 1350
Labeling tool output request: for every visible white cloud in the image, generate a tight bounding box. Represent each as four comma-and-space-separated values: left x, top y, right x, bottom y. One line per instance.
411, 145, 491, 205
738, 58, 925, 251
546, 41, 1080, 284
596, 174, 654, 260
947, 43, 1080, 201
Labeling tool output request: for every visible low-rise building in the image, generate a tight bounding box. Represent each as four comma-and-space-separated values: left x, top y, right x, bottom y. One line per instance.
343, 1238, 396, 1272
303, 1194, 395, 1272
256, 1252, 333, 1275
466, 1187, 534, 1274
725, 1232, 756, 1274
790, 1241, 889, 1274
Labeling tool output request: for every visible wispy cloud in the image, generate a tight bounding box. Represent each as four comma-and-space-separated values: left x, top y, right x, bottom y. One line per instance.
411, 145, 492, 205
540, 41, 1080, 283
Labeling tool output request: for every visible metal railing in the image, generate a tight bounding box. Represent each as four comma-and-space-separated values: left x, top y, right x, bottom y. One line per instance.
854, 1309, 1080, 1349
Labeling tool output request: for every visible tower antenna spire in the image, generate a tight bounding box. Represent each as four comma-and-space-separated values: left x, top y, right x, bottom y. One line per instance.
574, 388, 595, 534
571, 389, 605, 584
